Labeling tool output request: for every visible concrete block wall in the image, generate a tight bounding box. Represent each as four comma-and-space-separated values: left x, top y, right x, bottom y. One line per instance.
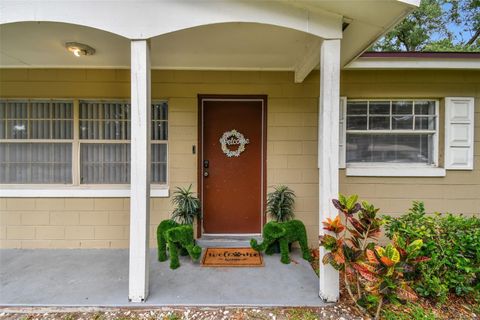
1, 68, 479, 249
0, 69, 321, 248
340, 70, 480, 217
267, 97, 319, 241
0, 198, 129, 248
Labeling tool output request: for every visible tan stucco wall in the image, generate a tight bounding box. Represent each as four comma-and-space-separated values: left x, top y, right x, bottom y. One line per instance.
0, 69, 320, 248
0, 69, 478, 249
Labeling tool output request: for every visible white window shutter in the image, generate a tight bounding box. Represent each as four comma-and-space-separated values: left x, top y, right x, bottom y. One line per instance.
445, 97, 475, 170
339, 97, 347, 168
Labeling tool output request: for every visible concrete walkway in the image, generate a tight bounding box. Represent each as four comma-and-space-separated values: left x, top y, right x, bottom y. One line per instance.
0, 249, 324, 307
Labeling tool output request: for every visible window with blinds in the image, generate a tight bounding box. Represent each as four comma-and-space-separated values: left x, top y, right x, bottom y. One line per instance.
345, 100, 438, 165
0, 99, 168, 185
79, 101, 131, 184
151, 102, 168, 184
0, 100, 73, 183
79, 100, 168, 184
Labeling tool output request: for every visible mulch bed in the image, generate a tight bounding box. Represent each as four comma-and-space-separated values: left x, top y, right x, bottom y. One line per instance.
1, 301, 477, 320
336, 280, 479, 319
0, 306, 366, 320
309, 248, 479, 320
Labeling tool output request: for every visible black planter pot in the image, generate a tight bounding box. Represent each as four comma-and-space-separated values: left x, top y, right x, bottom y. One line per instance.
272, 241, 293, 253
178, 244, 189, 256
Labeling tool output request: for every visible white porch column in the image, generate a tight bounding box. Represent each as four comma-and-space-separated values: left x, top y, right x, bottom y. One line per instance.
129, 39, 151, 302
318, 39, 340, 302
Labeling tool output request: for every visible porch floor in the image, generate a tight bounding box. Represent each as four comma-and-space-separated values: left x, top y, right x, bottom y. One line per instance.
0, 248, 324, 307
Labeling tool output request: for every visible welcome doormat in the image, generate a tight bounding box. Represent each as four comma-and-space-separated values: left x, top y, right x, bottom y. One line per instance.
201, 248, 264, 267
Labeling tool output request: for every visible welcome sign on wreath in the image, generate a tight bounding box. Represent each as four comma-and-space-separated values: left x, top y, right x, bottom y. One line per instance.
219, 129, 250, 157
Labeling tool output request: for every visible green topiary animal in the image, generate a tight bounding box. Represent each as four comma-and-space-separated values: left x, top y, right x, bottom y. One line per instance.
251, 220, 311, 264
157, 219, 178, 262
165, 225, 202, 269
156, 219, 202, 269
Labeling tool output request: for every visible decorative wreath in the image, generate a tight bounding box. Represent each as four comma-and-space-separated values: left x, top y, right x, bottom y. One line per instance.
219, 129, 250, 157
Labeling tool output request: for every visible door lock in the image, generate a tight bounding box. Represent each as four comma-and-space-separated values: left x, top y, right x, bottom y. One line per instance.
203, 160, 209, 168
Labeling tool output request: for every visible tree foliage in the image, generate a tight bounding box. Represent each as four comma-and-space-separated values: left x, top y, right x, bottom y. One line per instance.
372, 0, 480, 52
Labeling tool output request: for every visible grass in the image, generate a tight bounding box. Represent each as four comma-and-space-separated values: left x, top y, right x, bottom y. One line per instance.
382, 303, 437, 320
92, 313, 105, 320
165, 314, 182, 320
286, 309, 319, 320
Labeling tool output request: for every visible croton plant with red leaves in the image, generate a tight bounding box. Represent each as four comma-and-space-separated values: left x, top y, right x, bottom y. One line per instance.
320, 194, 429, 320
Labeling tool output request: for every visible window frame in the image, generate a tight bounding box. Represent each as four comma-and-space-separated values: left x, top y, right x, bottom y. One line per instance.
0, 98, 169, 197
0, 98, 74, 184
344, 99, 445, 177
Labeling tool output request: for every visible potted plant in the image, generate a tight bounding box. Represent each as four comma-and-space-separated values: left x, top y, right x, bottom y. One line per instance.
265, 185, 296, 252
267, 185, 295, 222
171, 184, 201, 225
157, 184, 202, 268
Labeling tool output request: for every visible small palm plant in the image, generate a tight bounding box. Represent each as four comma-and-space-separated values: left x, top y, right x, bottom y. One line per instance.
267, 185, 296, 222
171, 184, 201, 225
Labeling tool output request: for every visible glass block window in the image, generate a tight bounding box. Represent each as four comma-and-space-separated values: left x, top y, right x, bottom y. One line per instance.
79, 100, 168, 184
0, 100, 73, 183
346, 100, 437, 164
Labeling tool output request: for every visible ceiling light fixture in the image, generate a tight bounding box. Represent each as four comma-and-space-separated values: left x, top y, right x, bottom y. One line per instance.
65, 42, 95, 57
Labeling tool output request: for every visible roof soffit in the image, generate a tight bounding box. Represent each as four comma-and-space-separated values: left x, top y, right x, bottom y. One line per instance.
0, 0, 343, 39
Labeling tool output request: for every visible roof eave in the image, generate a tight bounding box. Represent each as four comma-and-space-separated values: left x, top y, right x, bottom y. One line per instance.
342, 0, 420, 67
345, 56, 480, 70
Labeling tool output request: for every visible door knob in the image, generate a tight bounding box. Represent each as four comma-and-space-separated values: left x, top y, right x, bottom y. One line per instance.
204, 171, 209, 177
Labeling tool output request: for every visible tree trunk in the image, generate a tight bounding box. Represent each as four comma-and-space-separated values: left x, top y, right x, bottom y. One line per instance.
467, 29, 480, 46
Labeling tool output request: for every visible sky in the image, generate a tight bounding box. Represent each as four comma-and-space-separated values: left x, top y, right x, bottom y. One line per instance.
431, 2, 476, 44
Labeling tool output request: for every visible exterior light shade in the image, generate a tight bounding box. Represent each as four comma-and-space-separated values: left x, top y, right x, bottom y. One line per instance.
65, 42, 95, 57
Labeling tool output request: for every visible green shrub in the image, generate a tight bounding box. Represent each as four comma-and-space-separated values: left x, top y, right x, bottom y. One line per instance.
384, 202, 480, 302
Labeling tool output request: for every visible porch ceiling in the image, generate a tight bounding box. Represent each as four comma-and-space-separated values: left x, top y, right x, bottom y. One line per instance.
0, 0, 419, 69
0, 22, 319, 70
0, 22, 130, 68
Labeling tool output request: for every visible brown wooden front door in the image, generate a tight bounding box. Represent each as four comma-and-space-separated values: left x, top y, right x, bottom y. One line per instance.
199, 95, 266, 235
